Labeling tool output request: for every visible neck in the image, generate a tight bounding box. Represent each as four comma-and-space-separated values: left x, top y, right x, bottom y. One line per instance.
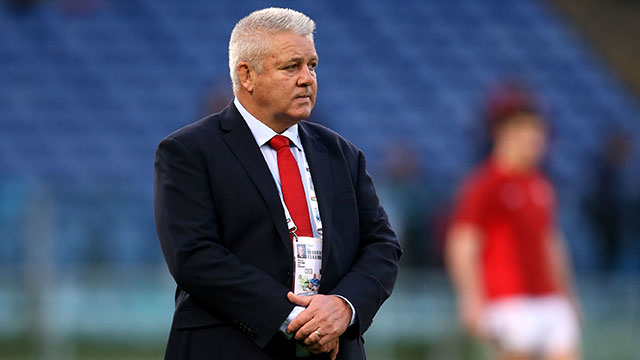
236, 93, 298, 133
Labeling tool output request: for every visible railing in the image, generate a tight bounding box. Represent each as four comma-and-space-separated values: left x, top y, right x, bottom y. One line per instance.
0, 267, 638, 360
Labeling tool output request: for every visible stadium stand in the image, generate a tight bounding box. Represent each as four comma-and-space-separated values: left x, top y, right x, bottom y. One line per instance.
1, 0, 639, 269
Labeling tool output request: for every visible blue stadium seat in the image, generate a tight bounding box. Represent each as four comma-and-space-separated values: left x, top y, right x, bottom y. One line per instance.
1, 0, 639, 269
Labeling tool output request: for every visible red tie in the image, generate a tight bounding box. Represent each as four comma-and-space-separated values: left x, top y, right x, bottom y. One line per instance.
269, 135, 313, 237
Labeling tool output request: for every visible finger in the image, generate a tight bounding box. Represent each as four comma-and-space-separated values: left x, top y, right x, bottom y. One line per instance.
299, 320, 337, 345
287, 292, 313, 307
306, 341, 325, 353
299, 312, 341, 343
296, 319, 324, 345
301, 322, 334, 346
330, 341, 339, 360
303, 331, 323, 346
301, 315, 340, 344
310, 332, 337, 347
287, 308, 315, 335
307, 340, 333, 354
303, 330, 337, 347
296, 317, 320, 341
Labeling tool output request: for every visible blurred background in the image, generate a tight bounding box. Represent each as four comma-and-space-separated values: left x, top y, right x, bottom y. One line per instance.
1, 0, 639, 359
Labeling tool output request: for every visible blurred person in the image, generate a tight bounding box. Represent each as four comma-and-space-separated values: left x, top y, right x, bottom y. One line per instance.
154, 7, 401, 360
446, 108, 582, 360
587, 130, 634, 273
377, 141, 437, 268
474, 81, 541, 164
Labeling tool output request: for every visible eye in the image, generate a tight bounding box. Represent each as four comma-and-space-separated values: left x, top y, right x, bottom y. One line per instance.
308, 62, 318, 71
285, 64, 298, 71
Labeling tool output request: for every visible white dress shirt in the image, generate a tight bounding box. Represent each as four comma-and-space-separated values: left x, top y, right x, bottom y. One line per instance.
233, 98, 356, 334
234, 97, 320, 238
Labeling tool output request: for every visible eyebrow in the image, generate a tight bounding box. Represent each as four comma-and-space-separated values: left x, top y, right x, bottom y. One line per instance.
285, 55, 319, 63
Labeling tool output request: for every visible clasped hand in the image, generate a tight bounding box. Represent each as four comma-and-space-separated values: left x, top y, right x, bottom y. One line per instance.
286, 292, 352, 359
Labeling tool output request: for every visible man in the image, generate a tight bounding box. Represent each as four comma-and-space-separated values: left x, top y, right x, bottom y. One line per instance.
154, 8, 401, 360
446, 108, 582, 360
297, 244, 307, 259
309, 274, 320, 291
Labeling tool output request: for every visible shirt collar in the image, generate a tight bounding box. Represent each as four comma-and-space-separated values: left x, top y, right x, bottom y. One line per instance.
234, 97, 302, 150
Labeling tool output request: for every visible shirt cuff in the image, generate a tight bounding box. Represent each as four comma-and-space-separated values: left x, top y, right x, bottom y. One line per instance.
333, 294, 356, 326
279, 305, 306, 339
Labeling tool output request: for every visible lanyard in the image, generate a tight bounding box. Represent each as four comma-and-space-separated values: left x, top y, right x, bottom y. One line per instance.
278, 154, 323, 241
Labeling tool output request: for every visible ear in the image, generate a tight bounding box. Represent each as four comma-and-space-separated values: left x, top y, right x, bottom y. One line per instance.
237, 62, 255, 93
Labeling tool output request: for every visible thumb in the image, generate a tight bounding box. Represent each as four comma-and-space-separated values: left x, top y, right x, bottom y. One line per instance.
287, 292, 313, 306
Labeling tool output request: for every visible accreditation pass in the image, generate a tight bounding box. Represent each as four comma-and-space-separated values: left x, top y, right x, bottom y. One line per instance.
293, 236, 322, 295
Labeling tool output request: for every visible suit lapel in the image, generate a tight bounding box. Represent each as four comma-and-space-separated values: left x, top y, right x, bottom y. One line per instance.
220, 105, 292, 257
299, 123, 334, 273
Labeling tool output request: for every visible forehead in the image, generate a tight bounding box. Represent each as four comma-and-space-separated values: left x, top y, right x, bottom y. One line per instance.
504, 114, 546, 131
267, 32, 317, 60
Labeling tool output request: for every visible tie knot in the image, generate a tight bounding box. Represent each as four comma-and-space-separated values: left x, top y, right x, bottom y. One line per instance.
269, 135, 291, 151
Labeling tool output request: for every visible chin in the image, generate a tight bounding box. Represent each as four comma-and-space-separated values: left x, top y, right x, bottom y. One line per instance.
289, 108, 313, 120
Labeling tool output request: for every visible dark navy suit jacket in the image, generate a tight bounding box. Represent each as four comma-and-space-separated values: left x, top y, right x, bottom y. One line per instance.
154, 103, 402, 359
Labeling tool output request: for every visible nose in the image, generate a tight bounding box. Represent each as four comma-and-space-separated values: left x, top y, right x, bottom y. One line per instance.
297, 66, 315, 87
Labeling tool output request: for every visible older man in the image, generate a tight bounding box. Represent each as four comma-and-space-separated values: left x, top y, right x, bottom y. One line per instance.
154, 8, 402, 360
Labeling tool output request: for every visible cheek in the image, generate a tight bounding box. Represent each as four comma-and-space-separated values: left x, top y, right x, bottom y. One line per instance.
278, 78, 293, 94
309, 82, 318, 103
526, 136, 546, 155
530, 131, 546, 147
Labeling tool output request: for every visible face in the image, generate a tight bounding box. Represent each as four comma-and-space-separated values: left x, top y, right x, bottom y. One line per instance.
517, 122, 546, 167
246, 32, 318, 126
499, 115, 547, 168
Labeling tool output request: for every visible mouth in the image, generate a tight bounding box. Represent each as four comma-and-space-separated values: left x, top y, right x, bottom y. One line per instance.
295, 94, 312, 100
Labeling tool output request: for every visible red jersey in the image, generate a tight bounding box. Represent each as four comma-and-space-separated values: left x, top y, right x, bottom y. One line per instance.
452, 161, 557, 299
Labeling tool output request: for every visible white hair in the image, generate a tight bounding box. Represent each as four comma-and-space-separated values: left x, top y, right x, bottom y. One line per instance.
229, 7, 316, 91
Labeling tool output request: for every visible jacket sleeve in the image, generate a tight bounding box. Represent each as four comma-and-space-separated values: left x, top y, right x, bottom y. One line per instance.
329, 150, 403, 338
154, 136, 294, 348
